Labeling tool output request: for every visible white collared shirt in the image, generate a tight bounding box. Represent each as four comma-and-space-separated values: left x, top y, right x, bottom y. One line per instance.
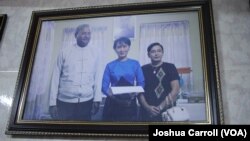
49, 43, 102, 106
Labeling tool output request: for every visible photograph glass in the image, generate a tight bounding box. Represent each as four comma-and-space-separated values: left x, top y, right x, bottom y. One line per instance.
6, 0, 223, 137
23, 12, 206, 122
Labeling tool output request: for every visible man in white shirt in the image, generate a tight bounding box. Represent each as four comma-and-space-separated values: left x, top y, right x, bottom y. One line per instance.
49, 24, 102, 120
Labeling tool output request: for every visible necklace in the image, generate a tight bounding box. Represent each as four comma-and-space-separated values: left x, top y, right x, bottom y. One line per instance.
153, 67, 158, 74
153, 68, 157, 74
151, 62, 163, 74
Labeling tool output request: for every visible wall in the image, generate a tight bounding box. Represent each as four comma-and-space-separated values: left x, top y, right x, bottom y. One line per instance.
0, 0, 250, 140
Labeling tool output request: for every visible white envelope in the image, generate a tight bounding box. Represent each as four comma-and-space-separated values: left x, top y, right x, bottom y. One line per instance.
110, 86, 144, 95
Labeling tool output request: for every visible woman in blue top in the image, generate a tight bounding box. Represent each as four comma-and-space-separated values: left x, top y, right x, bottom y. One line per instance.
102, 37, 145, 121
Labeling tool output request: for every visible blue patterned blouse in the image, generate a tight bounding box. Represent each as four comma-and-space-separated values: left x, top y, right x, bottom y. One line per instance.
101, 58, 145, 96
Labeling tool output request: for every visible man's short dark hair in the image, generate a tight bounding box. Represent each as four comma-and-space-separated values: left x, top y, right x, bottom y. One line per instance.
75, 24, 90, 37
113, 37, 131, 49
147, 42, 164, 53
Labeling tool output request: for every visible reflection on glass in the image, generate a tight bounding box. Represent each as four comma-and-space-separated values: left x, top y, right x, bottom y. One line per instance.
0, 95, 12, 107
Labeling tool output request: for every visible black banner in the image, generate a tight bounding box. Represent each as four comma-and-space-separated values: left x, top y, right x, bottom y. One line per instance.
149, 125, 250, 140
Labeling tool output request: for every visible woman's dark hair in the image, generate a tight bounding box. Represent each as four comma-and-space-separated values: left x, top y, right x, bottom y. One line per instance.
113, 37, 131, 49
147, 42, 164, 53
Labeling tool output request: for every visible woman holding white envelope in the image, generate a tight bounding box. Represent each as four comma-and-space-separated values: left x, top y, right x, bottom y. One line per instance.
101, 37, 145, 121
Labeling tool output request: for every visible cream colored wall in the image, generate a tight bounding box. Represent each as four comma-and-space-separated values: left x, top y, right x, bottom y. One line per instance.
0, 0, 250, 140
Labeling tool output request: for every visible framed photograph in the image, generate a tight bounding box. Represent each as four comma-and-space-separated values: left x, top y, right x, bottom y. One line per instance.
6, 0, 224, 137
0, 14, 7, 42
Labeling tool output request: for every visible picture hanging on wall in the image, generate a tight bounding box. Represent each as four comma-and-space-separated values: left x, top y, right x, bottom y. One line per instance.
6, 0, 224, 137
